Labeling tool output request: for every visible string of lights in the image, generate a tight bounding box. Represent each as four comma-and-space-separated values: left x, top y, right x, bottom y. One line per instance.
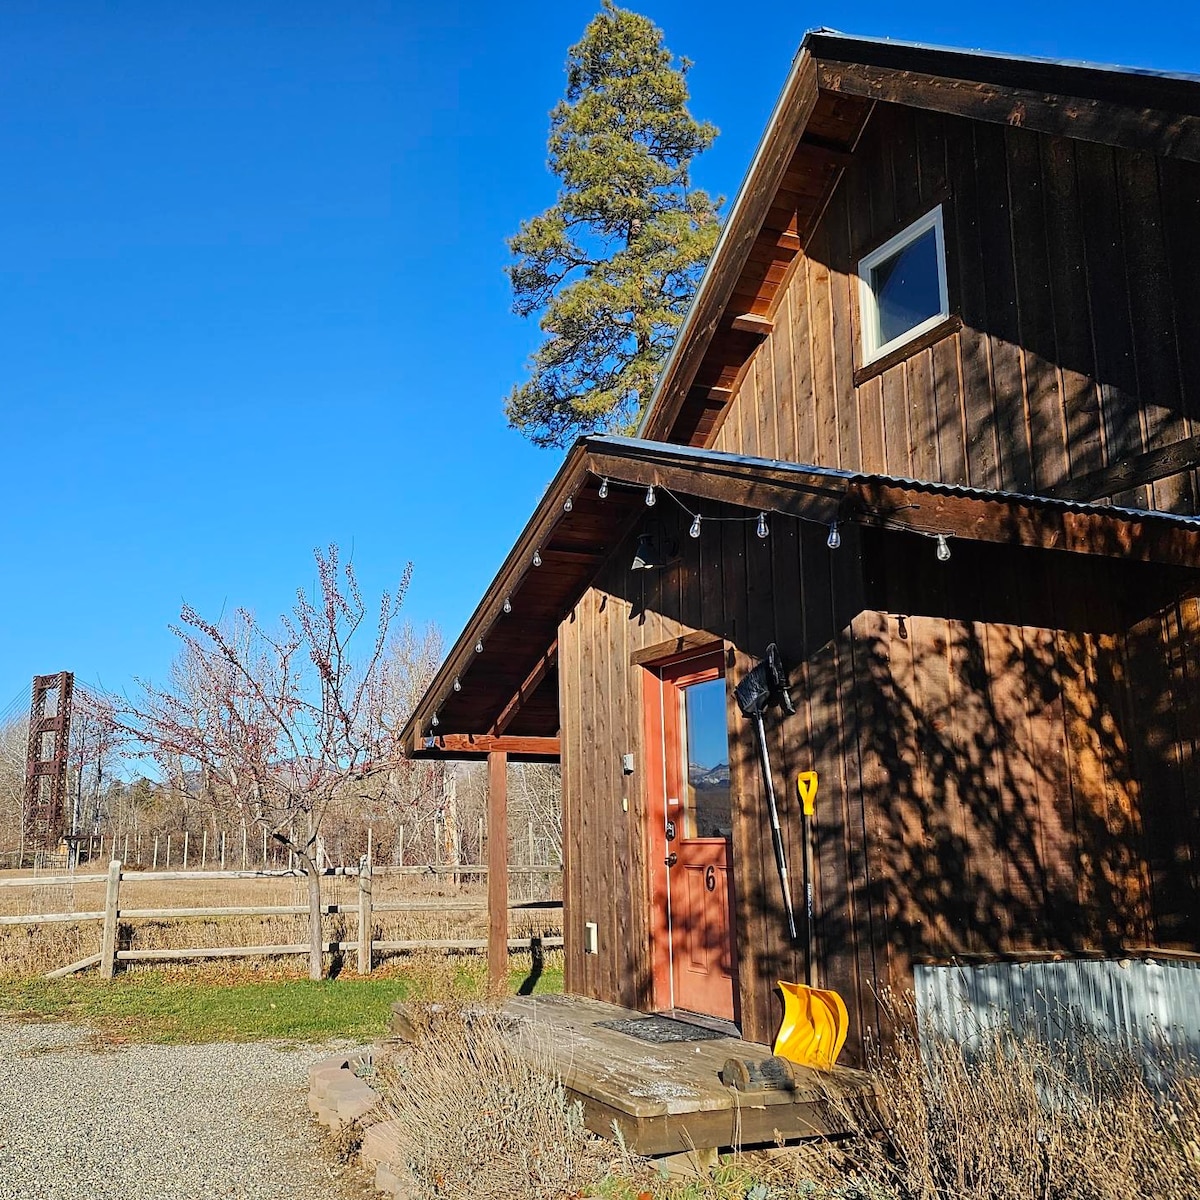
425, 469, 957, 734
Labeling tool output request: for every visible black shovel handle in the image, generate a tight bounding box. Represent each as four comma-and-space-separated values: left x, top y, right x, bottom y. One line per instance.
753, 714, 797, 943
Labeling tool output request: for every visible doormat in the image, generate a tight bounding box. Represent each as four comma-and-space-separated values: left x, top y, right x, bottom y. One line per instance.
596, 1015, 727, 1043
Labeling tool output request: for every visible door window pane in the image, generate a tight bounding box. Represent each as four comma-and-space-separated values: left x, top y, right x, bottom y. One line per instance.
683, 677, 731, 837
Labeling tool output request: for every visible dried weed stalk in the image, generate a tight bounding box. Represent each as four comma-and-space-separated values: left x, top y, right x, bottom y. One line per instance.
829, 1000, 1200, 1200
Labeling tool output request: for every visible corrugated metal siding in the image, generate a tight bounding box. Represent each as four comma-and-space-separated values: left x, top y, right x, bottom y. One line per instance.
914, 959, 1200, 1066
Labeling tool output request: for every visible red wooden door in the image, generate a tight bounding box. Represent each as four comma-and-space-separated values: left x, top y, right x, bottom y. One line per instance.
646, 652, 738, 1022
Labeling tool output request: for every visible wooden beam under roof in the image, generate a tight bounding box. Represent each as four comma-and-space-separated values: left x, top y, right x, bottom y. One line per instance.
730, 313, 775, 335
492, 640, 558, 736
410, 733, 561, 761
815, 59, 1200, 163
1041, 434, 1200, 502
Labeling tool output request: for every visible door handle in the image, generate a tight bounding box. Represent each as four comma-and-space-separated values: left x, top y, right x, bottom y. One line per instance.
664, 852, 678, 867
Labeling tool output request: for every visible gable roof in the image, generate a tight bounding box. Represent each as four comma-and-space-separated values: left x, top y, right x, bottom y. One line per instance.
639, 30, 1200, 449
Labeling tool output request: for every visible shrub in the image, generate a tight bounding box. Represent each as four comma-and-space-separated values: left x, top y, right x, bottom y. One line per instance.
376, 1004, 626, 1200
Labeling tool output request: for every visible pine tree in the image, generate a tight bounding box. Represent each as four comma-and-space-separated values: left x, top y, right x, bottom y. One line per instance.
506, 1, 720, 447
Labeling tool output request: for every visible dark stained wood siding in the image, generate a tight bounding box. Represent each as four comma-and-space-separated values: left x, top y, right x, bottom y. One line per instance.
558, 502, 1200, 1061
711, 102, 1200, 515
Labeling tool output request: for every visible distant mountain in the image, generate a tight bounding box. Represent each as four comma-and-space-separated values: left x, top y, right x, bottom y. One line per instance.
689, 762, 730, 790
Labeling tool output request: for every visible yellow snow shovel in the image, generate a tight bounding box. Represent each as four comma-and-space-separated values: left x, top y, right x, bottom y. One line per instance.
773, 771, 849, 1071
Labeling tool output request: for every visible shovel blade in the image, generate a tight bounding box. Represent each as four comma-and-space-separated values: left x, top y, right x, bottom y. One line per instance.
773, 980, 849, 1071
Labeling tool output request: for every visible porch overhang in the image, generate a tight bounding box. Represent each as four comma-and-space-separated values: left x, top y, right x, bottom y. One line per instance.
400, 436, 1200, 755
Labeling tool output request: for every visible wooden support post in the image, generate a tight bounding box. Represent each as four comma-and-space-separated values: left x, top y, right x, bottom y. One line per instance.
123, 832, 129, 862
152, 836, 159, 869
100, 859, 122, 980
241, 823, 248, 870
220, 831, 226, 870
202, 830, 208, 867
398, 826, 404, 867
165, 835, 171, 867
262, 826, 268, 867
357, 859, 373, 975
487, 750, 509, 995
182, 832, 189, 869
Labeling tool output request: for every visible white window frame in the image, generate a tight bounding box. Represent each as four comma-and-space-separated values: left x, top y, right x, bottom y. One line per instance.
857, 205, 949, 366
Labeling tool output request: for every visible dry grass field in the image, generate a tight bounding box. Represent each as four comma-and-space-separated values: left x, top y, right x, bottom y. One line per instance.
0, 867, 561, 980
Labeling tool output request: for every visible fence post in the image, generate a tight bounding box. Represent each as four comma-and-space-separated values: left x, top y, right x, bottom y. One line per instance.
152, 836, 159, 869
398, 826, 404, 867
220, 831, 226, 870
357, 859, 373, 975
241, 823, 248, 870
166, 834, 171, 867
202, 831, 208, 868
100, 859, 122, 980
183, 832, 189, 869
262, 826, 268, 868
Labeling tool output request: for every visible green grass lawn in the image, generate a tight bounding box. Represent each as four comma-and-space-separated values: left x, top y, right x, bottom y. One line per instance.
0, 962, 563, 1044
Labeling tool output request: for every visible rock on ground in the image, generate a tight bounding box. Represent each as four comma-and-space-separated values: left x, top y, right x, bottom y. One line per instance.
0, 1021, 370, 1200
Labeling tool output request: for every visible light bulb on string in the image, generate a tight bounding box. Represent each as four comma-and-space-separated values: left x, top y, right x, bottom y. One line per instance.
756, 512, 769, 539
532, 549, 542, 567
645, 486, 656, 506
598, 478, 609, 500
935, 534, 951, 563
431, 712, 439, 728
453, 677, 461, 692
475, 637, 484, 654
827, 521, 841, 550
503, 596, 512, 614
689, 514, 702, 539
563, 496, 573, 513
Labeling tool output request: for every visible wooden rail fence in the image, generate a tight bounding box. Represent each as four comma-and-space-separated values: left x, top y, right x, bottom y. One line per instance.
1, 860, 563, 979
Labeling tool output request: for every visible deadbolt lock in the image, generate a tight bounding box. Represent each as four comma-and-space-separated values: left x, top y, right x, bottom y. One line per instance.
665, 820, 677, 841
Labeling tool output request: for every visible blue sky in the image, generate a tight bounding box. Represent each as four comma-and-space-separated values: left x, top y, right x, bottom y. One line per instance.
2, 0, 1198, 713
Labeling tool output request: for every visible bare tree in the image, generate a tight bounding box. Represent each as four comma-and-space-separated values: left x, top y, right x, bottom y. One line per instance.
0, 716, 28, 864
122, 545, 411, 979
67, 690, 124, 839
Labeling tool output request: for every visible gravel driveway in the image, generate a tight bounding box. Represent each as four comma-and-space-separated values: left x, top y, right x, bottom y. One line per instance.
0, 1021, 368, 1200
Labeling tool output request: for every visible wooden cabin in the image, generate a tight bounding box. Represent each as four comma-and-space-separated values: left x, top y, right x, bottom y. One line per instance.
402, 33, 1200, 1069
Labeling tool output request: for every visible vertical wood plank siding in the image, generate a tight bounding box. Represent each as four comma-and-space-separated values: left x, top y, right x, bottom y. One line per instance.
558, 503, 1200, 1061
712, 103, 1200, 516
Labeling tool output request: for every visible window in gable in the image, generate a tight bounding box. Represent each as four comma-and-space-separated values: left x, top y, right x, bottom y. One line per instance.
858, 206, 949, 365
